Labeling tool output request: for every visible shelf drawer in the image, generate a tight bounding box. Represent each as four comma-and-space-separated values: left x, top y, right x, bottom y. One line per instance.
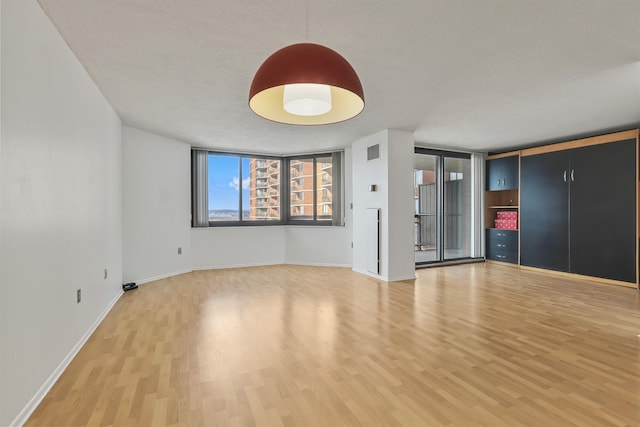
486, 229, 518, 264
487, 229, 517, 247
487, 249, 518, 264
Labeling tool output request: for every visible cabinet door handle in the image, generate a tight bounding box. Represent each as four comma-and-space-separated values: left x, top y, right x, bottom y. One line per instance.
563, 170, 567, 182
571, 169, 574, 182
498, 178, 501, 187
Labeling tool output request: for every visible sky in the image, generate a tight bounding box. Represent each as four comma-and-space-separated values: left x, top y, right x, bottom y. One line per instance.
208, 155, 250, 211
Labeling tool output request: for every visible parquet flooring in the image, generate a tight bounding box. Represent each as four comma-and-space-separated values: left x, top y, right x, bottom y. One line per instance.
25, 264, 640, 426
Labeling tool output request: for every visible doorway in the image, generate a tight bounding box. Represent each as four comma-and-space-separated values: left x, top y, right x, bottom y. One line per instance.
414, 149, 472, 265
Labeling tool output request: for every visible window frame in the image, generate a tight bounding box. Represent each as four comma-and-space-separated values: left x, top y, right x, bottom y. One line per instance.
285, 153, 335, 226
193, 150, 343, 227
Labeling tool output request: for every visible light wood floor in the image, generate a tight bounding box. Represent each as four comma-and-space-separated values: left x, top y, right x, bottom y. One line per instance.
26, 264, 640, 426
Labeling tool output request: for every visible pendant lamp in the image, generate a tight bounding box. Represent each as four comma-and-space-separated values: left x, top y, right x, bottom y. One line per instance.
249, 43, 365, 125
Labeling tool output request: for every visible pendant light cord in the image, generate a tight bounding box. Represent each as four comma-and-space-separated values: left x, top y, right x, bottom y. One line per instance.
306, 0, 309, 40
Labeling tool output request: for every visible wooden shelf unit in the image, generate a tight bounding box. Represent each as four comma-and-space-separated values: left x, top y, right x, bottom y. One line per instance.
485, 188, 519, 229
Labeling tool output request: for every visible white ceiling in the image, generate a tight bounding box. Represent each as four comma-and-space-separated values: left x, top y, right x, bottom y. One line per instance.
37, 0, 640, 155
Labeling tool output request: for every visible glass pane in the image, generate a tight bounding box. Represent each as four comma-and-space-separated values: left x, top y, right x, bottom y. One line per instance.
316, 156, 332, 220
290, 159, 314, 220
414, 154, 439, 263
244, 158, 281, 221
444, 157, 471, 260
208, 154, 240, 221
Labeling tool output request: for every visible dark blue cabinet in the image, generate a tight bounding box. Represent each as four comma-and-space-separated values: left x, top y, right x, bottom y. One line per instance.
520, 139, 636, 283
486, 156, 519, 191
486, 229, 518, 264
520, 150, 570, 272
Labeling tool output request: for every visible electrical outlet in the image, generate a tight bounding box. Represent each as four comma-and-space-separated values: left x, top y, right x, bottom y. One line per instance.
104, 269, 108, 279
178, 247, 182, 255
77, 289, 81, 303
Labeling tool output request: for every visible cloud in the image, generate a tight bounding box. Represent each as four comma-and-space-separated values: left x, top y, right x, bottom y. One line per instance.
229, 176, 250, 190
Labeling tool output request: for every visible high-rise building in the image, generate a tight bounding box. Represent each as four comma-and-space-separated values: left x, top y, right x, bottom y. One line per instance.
289, 159, 313, 219
290, 157, 333, 220
317, 158, 333, 219
248, 158, 281, 219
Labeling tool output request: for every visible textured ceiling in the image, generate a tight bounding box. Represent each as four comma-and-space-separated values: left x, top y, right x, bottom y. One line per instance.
37, 0, 640, 155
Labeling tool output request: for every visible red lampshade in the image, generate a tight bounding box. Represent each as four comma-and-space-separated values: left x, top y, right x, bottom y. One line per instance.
249, 43, 365, 125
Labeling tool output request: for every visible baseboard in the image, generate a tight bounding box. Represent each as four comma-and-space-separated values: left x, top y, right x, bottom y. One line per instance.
135, 269, 193, 285
417, 258, 486, 269
285, 262, 351, 268
352, 268, 417, 282
352, 268, 382, 280
191, 261, 283, 271
136, 264, 353, 281
10, 290, 123, 427
387, 274, 417, 282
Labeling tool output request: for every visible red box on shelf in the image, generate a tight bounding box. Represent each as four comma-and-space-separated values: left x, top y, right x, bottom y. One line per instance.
495, 218, 517, 230
497, 211, 518, 220
504, 219, 517, 229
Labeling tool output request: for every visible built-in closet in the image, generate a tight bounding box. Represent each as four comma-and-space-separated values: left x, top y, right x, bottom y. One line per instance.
485, 129, 639, 288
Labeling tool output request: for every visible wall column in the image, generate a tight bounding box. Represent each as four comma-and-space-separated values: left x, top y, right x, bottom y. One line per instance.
352, 129, 415, 281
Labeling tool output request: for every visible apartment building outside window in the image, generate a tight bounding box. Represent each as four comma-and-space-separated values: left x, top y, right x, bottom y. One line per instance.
288, 155, 334, 222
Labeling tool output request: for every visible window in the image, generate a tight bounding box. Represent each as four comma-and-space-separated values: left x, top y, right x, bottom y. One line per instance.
246, 157, 281, 221
288, 154, 336, 222
194, 153, 282, 224
208, 154, 241, 221
316, 156, 333, 220
289, 159, 313, 220
192, 150, 343, 226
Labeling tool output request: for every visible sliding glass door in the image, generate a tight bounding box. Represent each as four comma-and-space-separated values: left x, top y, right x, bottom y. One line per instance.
443, 157, 472, 260
414, 154, 439, 263
414, 149, 472, 265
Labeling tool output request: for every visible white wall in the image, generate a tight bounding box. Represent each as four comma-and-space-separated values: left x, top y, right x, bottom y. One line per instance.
0, 1, 122, 425
122, 126, 192, 284
120, 126, 351, 273
385, 130, 417, 280
352, 130, 388, 276
352, 129, 415, 281
284, 147, 353, 267
192, 226, 286, 269
284, 226, 351, 266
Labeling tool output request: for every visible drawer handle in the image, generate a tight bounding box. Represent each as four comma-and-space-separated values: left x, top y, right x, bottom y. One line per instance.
497, 244, 505, 247
496, 255, 505, 259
